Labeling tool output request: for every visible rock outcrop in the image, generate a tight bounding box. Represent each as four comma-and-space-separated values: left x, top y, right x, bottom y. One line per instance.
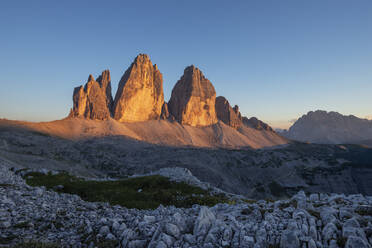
70, 70, 113, 120
96, 70, 113, 111
160, 102, 174, 120
242, 117, 273, 131
168, 66, 218, 127
113, 54, 164, 122
215, 96, 274, 131
215, 96, 242, 129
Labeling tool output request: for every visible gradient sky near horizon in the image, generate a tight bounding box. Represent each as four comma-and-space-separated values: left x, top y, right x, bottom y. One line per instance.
1, 0, 372, 129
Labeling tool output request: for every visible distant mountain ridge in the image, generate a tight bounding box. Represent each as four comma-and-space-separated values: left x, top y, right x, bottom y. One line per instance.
283, 110, 372, 145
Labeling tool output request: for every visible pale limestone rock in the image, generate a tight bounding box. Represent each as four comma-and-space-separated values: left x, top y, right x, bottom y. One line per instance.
168, 65, 217, 127
113, 54, 164, 122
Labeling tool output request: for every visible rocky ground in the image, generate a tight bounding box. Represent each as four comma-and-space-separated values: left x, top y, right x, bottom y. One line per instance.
1, 162, 372, 248
1, 123, 372, 199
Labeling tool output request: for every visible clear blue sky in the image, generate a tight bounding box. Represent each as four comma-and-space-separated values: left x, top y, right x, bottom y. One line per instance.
1, 0, 371, 128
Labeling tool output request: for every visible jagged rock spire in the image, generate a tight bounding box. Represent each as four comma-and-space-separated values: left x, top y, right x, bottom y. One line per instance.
215, 96, 242, 129
112, 54, 164, 122
168, 65, 217, 127
70, 70, 112, 120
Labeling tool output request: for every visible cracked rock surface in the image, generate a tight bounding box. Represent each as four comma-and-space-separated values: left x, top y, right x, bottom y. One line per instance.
1, 162, 371, 248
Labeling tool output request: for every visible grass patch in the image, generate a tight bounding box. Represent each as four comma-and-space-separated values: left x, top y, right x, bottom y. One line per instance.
12, 240, 60, 248
24, 172, 229, 209
243, 199, 257, 204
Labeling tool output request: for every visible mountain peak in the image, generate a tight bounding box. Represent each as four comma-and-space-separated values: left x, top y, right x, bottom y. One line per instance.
112, 54, 164, 122
284, 110, 372, 144
134, 54, 151, 64
87, 74, 95, 82
168, 66, 217, 127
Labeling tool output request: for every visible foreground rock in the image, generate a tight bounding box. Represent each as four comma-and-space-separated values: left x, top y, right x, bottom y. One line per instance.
113, 54, 164, 122
70, 71, 113, 120
168, 65, 218, 127
1, 162, 371, 248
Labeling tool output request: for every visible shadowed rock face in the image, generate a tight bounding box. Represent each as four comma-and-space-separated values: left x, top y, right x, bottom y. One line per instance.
168, 66, 218, 127
113, 54, 164, 122
160, 102, 174, 120
242, 117, 273, 131
71, 71, 113, 120
215, 96, 242, 129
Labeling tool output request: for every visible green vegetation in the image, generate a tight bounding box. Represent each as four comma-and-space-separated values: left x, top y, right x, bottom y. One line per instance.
12, 240, 60, 248
24, 172, 229, 209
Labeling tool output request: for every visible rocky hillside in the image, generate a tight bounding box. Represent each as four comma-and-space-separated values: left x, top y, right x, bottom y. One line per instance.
0, 118, 287, 149
283, 110, 372, 145
1, 158, 372, 247
1, 122, 371, 199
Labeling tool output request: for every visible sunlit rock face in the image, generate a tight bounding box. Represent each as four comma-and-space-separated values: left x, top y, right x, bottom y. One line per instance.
215, 96, 242, 129
113, 54, 164, 122
96, 70, 113, 111
168, 65, 218, 127
71, 71, 113, 120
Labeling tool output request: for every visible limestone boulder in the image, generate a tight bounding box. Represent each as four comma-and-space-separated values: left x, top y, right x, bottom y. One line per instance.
168, 65, 217, 127
113, 54, 164, 122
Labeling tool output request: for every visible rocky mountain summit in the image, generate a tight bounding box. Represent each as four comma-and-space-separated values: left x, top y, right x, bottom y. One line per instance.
168, 65, 218, 127
113, 54, 164, 122
1, 160, 372, 247
283, 110, 372, 145
69, 54, 275, 133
